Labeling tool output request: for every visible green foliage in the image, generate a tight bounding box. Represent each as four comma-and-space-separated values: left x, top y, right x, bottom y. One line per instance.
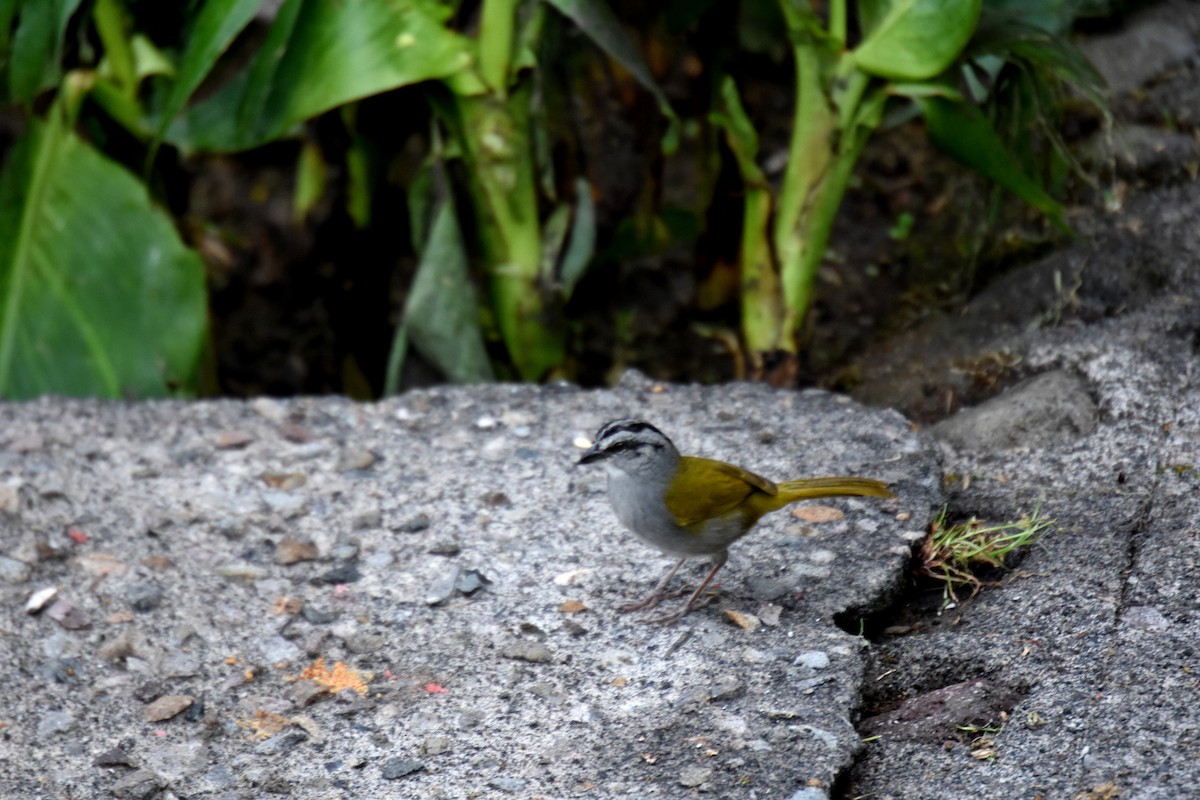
173, 0, 474, 152
707, 0, 1101, 375
0, 0, 1105, 396
0, 103, 206, 398
3, 0, 82, 104
387, 197, 494, 390
854, 0, 980, 80
919, 506, 1054, 603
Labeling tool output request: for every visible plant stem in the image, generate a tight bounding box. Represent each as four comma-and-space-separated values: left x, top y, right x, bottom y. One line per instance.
455, 87, 563, 380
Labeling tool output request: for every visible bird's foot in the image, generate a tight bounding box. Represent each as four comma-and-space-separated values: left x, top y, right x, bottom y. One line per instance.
617, 587, 687, 613
645, 594, 716, 625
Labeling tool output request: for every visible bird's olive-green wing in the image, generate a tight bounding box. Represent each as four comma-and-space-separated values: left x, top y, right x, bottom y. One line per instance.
663, 456, 778, 527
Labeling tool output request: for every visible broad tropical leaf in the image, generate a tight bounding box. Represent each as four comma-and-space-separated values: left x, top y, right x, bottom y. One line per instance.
173, 0, 474, 152
0, 114, 207, 398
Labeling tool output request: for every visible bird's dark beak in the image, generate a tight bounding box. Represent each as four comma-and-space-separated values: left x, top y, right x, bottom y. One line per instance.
577, 444, 605, 465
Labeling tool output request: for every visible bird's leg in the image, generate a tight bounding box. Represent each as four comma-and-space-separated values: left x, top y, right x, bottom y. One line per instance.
649, 552, 728, 625
618, 558, 687, 613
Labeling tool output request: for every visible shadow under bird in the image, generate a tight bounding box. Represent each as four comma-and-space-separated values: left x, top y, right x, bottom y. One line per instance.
577, 419, 892, 624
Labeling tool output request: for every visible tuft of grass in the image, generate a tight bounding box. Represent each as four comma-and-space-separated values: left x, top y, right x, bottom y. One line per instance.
918, 507, 1053, 603
957, 722, 1004, 762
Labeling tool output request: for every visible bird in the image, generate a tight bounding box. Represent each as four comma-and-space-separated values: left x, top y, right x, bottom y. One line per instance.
577, 418, 892, 623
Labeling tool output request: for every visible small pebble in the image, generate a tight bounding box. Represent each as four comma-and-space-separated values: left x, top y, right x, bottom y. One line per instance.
795, 651, 830, 671
185, 695, 206, 722
275, 539, 319, 565
553, 568, 594, 586
143, 695, 194, 722
134, 679, 166, 703
109, 769, 166, 800
47, 598, 91, 630
258, 635, 303, 666
252, 398, 287, 422
724, 610, 761, 632
501, 641, 553, 663
161, 652, 200, 678
711, 677, 744, 701
261, 490, 308, 519
0, 480, 19, 514
421, 736, 451, 756
98, 633, 137, 662
328, 541, 360, 561
759, 604, 783, 626
317, 563, 360, 585
288, 679, 331, 707
398, 513, 431, 533
559, 599, 587, 614
481, 491, 510, 507
37, 657, 83, 685
337, 448, 376, 471
279, 422, 313, 443
127, 581, 165, 613
426, 566, 462, 606
93, 745, 137, 767
301, 606, 339, 625
77, 553, 128, 576
255, 730, 309, 755
345, 633, 385, 654
261, 472, 306, 490
354, 543, 390, 568
36, 709, 76, 737
352, 508, 382, 529
380, 757, 425, 780
0, 555, 32, 584
140, 554, 172, 571
25, 585, 58, 614
454, 569, 491, 596
214, 431, 254, 449
216, 562, 268, 581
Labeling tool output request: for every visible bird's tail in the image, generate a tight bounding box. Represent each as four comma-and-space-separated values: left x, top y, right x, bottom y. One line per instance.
776, 476, 892, 501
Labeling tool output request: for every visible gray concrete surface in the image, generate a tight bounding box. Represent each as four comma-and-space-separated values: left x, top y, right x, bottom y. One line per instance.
838, 3, 1200, 786
5, 4, 1200, 799
0, 378, 936, 799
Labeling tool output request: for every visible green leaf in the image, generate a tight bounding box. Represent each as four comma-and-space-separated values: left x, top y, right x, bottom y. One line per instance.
391, 200, 494, 385
980, 0, 1079, 36
0, 114, 208, 398
0, 0, 17, 55
541, 0, 679, 152
558, 177, 596, 300
853, 0, 981, 80
174, 0, 474, 152
153, 0, 262, 144
93, 0, 136, 96
917, 95, 1068, 231
7, 0, 83, 103
293, 139, 327, 221
710, 74, 764, 184
539, 203, 571, 286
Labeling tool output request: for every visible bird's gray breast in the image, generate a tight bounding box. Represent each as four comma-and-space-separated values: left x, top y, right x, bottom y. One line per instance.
604, 467, 719, 558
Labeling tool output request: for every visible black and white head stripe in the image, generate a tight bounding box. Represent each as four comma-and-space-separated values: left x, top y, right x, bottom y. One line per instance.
590, 419, 674, 453
595, 419, 668, 443
579, 418, 677, 465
